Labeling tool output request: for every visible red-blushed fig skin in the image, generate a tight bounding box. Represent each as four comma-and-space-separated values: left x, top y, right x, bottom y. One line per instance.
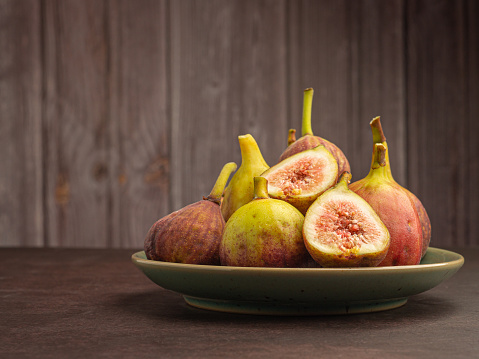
220, 177, 311, 268
350, 182, 422, 266
349, 143, 423, 266
367, 116, 430, 260
279, 134, 351, 177
144, 201, 225, 265
403, 187, 431, 258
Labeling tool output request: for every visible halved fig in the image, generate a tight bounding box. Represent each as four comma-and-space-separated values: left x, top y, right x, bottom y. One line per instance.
261, 145, 338, 214
303, 172, 390, 267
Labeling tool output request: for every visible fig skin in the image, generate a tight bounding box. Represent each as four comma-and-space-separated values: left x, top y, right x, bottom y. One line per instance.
144, 162, 237, 265
403, 187, 431, 258
368, 116, 431, 258
279, 88, 350, 176
145, 201, 226, 265
221, 134, 269, 222
303, 172, 390, 268
280, 134, 350, 177
350, 141, 423, 266
220, 177, 310, 268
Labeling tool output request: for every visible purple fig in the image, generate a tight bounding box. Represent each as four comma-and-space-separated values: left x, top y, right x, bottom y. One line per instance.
144, 162, 237, 265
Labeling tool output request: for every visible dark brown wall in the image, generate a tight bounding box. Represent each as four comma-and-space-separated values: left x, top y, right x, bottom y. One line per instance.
1, 0, 478, 248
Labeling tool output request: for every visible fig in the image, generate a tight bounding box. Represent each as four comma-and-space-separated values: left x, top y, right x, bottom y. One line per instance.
221, 134, 269, 222
303, 172, 390, 267
350, 135, 423, 266
261, 145, 339, 215
366, 117, 431, 258
144, 162, 237, 265
220, 177, 309, 267
279, 88, 350, 176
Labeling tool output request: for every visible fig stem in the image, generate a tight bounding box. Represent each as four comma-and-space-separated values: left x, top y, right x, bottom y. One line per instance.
238, 134, 269, 168
338, 171, 352, 188
287, 129, 297, 146
254, 177, 269, 199
369, 117, 394, 180
302, 88, 314, 136
370, 116, 386, 143
364, 142, 393, 181
205, 162, 237, 204
372, 143, 387, 169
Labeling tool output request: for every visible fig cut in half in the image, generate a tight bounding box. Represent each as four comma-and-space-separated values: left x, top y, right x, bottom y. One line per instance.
303, 172, 390, 267
261, 145, 338, 215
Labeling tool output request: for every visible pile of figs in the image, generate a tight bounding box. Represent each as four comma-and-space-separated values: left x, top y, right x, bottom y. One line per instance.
144, 88, 431, 268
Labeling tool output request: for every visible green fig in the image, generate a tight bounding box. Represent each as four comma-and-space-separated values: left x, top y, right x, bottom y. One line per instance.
303, 172, 390, 267
144, 162, 237, 265
350, 131, 423, 266
367, 117, 431, 258
279, 88, 350, 176
220, 177, 309, 267
221, 134, 269, 222
261, 145, 338, 215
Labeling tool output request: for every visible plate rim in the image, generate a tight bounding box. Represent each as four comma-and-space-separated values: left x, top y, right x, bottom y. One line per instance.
131, 246, 464, 273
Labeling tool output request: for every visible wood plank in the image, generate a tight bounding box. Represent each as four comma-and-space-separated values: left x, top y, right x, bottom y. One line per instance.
43, 0, 110, 247
0, 0, 43, 246
406, 0, 469, 247
108, 0, 170, 248
170, 0, 289, 210
287, 0, 357, 178
465, 0, 479, 246
288, 0, 406, 183
288, 0, 353, 146
349, 0, 406, 184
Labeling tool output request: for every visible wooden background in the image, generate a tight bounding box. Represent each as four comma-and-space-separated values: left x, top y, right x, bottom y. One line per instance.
1, 0, 478, 248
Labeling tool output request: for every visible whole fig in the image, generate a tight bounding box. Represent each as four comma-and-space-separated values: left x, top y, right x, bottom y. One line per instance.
350, 136, 423, 266
144, 162, 237, 265
220, 177, 310, 267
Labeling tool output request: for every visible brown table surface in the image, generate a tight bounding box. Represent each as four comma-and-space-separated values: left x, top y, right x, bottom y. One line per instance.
1, 247, 478, 358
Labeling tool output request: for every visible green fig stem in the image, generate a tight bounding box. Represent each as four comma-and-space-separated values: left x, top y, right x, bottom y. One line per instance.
205, 162, 237, 204
337, 171, 352, 189
287, 129, 297, 146
370, 116, 386, 143
302, 88, 314, 136
369, 117, 394, 180
253, 177, 269, 199
365, 143, 393, 180
238, 134, 269, 168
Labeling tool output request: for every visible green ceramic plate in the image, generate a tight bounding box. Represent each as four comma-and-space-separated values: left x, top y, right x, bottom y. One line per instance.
131, 247, 464, 315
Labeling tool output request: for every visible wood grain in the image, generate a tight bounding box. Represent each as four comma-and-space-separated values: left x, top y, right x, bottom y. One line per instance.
0, 0, 477, 248
170, 0, 289, 210
465, 0, 479, 246
406, 0, 471, 247
107, 0, 171, 248
289, 0, 406, 183
43, 0, 111, 247
349, 0, 406, 185
288, 0, 354, 175
0, 0, 43, 246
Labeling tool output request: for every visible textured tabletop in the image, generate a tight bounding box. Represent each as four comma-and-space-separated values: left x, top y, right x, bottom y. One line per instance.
1, 247, 478, 358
